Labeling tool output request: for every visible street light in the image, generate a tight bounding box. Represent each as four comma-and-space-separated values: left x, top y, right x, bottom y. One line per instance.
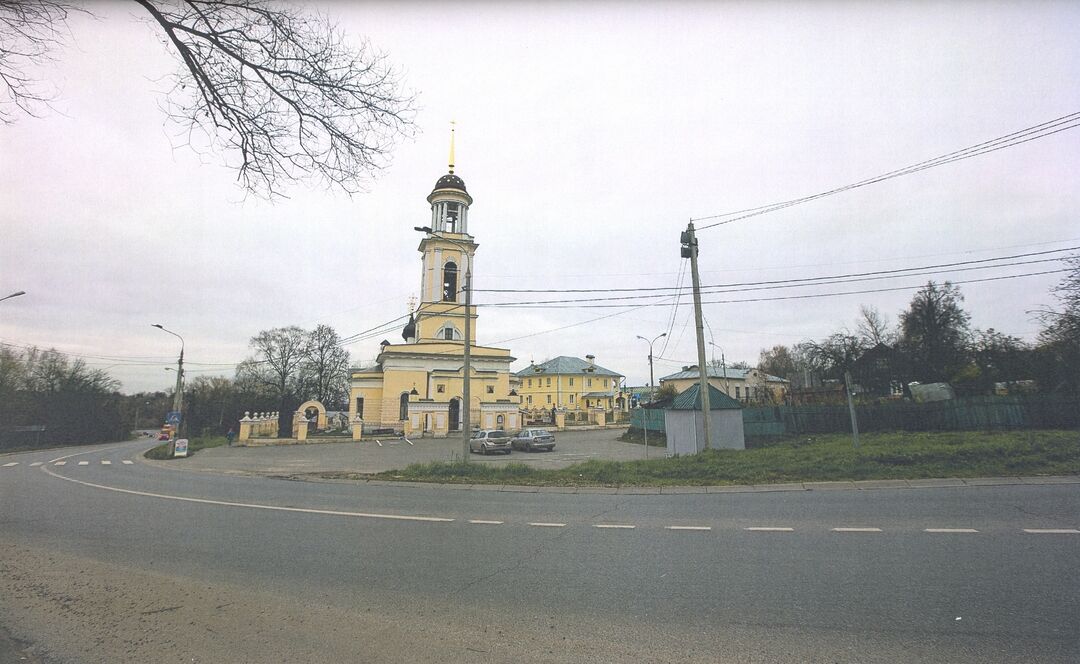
414, 225, 473, 461
0, 291, 26, 303
635, 332, 666, 459
708, 341, 730, 397
153, 324, 185, 440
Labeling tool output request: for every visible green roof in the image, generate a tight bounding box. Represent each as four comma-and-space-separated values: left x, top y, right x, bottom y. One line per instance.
514, 356, 622, 378
668, 383, 743, 410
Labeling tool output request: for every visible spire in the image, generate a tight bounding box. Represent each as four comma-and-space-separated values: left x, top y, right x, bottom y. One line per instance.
448, 120, 456, 174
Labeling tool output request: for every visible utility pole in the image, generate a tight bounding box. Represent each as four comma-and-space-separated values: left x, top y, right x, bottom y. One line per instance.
462, 260, 472, 461
636, 333, 666, 459
681, 223, 712, 450
844, 370, 860, 449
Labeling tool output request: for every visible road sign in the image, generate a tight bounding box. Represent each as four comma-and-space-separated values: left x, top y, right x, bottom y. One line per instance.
173, 438, 189, 457
166, 411, 181, 425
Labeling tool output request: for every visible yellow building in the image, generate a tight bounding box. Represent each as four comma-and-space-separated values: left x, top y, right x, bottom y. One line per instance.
515, 355, 626, 421
348, 141, 521, 436
659, 365, 789, 404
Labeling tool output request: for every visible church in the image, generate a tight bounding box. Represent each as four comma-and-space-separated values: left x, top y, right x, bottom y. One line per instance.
347, 135, 522, 436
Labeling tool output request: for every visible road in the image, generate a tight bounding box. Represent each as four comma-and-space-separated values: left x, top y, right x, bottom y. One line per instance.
1, 438, 1078, 663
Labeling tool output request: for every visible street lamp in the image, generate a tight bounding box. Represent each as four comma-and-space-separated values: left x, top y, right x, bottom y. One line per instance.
414, 225, 473, 461
0, 291, 26, 303
153, 324, 185, 440
635, 332, 666, 459
708, 341, 730, 397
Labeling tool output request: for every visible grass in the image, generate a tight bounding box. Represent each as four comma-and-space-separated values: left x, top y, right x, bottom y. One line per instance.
144, 435, 229, 460
367, 429, 1080, 487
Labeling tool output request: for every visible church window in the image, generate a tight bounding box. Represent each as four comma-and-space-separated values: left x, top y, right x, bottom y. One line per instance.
444, 327, 454, 340
443, 261, 458, 302
355, 397, 364, 419
444, 202, 460, 232
496, 414, 504, 426
399, 392, 409, 421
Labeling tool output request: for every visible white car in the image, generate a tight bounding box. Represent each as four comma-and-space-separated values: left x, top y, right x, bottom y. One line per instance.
468, 429, 512, 455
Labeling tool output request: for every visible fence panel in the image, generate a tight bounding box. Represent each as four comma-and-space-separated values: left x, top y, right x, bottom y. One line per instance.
630, 408, 667, 433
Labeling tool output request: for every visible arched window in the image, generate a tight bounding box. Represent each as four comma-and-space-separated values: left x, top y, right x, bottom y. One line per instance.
399, 392, 409, 421
443, 261, 458, 302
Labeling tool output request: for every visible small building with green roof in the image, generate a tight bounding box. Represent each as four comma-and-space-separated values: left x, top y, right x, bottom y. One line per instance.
665, 382, 745, 454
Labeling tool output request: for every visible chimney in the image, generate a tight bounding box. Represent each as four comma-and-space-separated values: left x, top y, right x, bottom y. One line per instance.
586, 354, 595, 366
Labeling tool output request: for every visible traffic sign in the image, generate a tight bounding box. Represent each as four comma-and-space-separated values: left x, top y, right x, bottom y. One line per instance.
166, 411, 181, 425
173, 438, 189, 457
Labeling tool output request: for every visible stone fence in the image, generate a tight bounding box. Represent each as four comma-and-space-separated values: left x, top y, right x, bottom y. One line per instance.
237, 412, 279, 442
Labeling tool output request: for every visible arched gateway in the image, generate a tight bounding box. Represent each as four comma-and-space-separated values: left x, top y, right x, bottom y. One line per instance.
297, 400, 328, 429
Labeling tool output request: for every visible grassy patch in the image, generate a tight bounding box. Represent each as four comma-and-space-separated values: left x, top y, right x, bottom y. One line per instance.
371, 430, 1080, 486
144, 435, 228, 460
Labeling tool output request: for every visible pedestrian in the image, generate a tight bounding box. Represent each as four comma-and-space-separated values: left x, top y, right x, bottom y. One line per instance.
226, 428, 236, 446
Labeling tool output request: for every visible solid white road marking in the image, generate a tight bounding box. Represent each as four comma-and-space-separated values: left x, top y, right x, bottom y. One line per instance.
39, 464, 457, 523
468, 520, 503, 525
376, 440, 383, 447
404, 437, 414, 446
745, 527, 794, 532
529, 522, 566, 527
594, 524, 636, 529
832, 527, 883, 532
77, 461, 89, 466
1023, 528, 1080, 534
925, 528, 979, 533
54, 461, 66, 466
122, 460, 134, 465
666, 526, 712, 531
2, 462, 18, 467
29, 462, 43, 467
101, 460, 112, 465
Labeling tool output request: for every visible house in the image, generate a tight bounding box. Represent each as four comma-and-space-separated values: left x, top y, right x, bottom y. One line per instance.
515, 355, 625, 422
664, 383, 745, 455
659, 365, 789, 404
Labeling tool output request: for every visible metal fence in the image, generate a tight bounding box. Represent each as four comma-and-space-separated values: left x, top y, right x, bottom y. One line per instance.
633, 396, 1080, 438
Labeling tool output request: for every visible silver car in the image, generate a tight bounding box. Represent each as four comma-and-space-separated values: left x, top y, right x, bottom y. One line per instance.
510, 428, 555, 452
469, 429, 512, 455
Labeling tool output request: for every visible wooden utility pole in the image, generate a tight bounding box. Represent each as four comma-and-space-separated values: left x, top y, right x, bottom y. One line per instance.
682, 223, 712, 450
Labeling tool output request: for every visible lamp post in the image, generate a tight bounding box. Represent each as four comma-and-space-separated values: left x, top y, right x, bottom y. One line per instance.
636, 332, 666, 458
153, 324, 185, 440
0, 291, 26, 303
134, 400, 150, 437
709, 342, 730, 397
414, 226, 473, 461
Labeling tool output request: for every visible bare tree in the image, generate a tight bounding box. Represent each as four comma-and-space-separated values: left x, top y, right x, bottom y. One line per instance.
304, 324, 349, 409
856, 304, 896, 347
2, 0, 416, 196
238, 326, 310, 435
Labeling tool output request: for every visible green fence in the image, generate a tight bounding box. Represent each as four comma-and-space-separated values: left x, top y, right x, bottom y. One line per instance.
633, 396, 1080, 438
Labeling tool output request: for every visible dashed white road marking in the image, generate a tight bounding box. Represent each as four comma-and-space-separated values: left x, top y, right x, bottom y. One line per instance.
376, 440, 383, 447
101, 460, 112, 465
666, 526, 712, 531
529, 522, 566, 528
2, 462, 18, 467
77, 461, 89, 466
122, 460, 134, 465
925, 528, 979, 533
832, 527, 883, 533
745, 527, 794, 532
468, 519, 503, 525
54, 461, 66, 466
1023, 528, 1080, 534
29, 462, 43, 467
594, 524, 636, 529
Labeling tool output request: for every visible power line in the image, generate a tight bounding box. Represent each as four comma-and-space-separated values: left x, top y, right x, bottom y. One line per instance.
476, 268, 1068, 309
691, 111, 1080, 230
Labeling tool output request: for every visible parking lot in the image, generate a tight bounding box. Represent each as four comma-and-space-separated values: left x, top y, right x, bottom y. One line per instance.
167, 427, 652, 476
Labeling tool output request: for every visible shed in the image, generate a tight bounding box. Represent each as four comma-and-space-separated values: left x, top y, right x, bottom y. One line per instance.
664, 383, 745, 455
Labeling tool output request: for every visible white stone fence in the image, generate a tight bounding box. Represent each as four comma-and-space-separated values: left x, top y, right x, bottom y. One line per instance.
238, 412, 279, 442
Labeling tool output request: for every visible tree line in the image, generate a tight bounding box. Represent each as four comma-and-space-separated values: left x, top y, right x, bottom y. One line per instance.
753, 257, 1080, 398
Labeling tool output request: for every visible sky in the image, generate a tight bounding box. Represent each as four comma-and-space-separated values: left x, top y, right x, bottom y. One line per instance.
1, 0, 1079, 394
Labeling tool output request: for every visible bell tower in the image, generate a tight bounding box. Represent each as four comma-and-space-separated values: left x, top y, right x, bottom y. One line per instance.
413, 124, 478, 343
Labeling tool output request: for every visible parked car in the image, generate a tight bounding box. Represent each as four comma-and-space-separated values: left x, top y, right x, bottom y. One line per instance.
510, 428, 556, 452
469, 429, 512, 455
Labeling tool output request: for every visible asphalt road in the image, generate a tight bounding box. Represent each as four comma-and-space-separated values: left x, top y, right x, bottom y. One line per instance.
1, 438, 1078, 663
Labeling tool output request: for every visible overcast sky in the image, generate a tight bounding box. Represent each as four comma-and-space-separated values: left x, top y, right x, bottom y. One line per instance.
1, 1, 1079, 394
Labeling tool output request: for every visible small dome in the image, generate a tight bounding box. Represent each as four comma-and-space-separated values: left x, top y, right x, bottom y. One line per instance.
432, 172, 467, 194
401, 314, 416, 341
